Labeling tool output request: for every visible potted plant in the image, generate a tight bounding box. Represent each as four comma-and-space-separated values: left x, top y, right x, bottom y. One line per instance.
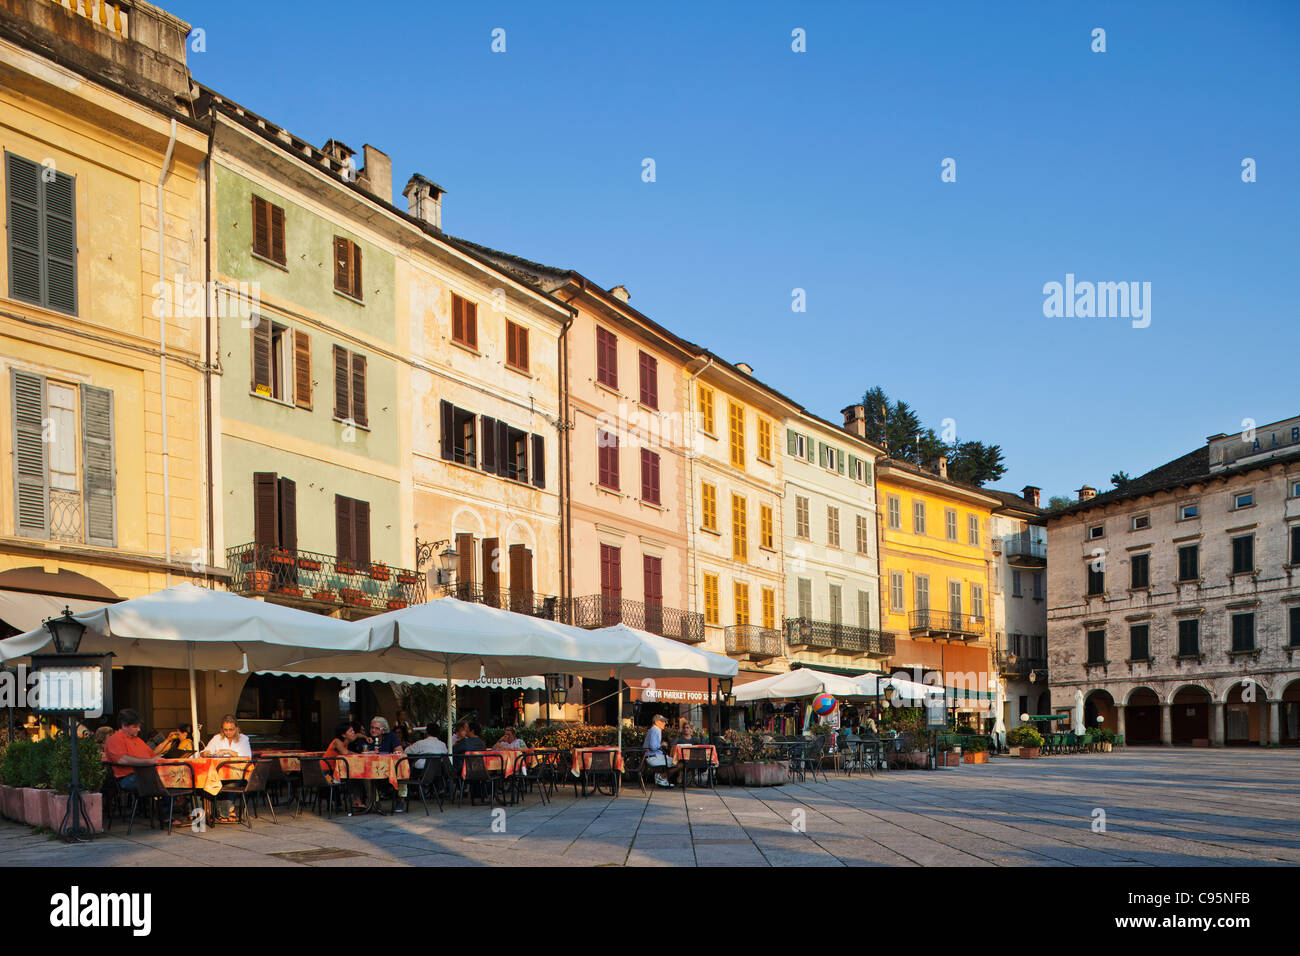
386, 598, 408, 610
269, 547, 295, 567
339, 587, 365, 606
724, 730, 786, 786
963, 736, 990, 763
296, 555, 322, 571
276, 585, 303, 598
313, 588, 338, 603
937, 738, 962, 767
336, 559, 359, 576
368, 562, 390, 582
240, 550, 255, 565
19, 736, 57, 826
0, 738, 26, 821
1096, 728, 1115, 753
50, 737, 106, 835
249, 570, 271, 592
1008, 725, 1043, 759
396, 570, 420, 585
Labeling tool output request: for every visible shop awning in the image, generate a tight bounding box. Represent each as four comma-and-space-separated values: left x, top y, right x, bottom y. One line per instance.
0, 590, 110, 635
254, 668, 545, 690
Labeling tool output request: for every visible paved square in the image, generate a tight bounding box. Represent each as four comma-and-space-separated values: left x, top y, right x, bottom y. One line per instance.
3, 750, 1295, 866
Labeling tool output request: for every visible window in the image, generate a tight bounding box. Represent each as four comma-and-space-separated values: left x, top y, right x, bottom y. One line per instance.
757, 418, 772, 463
1088, 524, 1104, 540
703, 573, 719, 625
820, 444, 840, 473
600, 544, 622, 622
1130, 553, 1150, 589
1178, 618, 1200, 656
639, 449, 661, 504
1290, 606, 1300, 647
887, 496, 901, 530
1131, 514, 1150, 531
760, 504, 774, 550
1231, 535, 1254, 574
643, 555, 662, 609
968, 514, 979, 546
698, 385, 715, 433
451, 293, 478, 349
1292, 480, 1300, 499
701, 482, 717, 531
638, 351, 658, 408
250, 193, 286, 266
733, 582, 750, 626
788, 429, 808, 459
333, 236, 363, 299
332, 346, 367, 426
912, 500, 926, 535
915, 575, 930, 612
334, 494, 371, 568
503, 425, 531, 484
850, 456, 867, 482
440, 402, 476, 466
797, 578, 812, 618
10, 371, 115, 545
1179, 503, 1199, 520
971, 584, 984, 621
945, 508, 958, 541
251, 319, 303, 405
856, 515, 870, 555
731, 494, 748, 561
826, 506, 840, 548
948, 580, 962, 620
890, 572, 905, 612
1086, 629, 1106, 664
1233, 491, 1254, 510
1032, 571, 1044, 600
598, 429, 620, 490
1012, 569, 1022, 597
728, 402, 745, 468
1087, 564, 1105, 596
595, 327, 617, 387
1178, 544, 1199, 581
1290, 525, 1300, 566
6, 152, 77, 313
761, 588, 775, 630
857, 590, 871, 630
829, 584, 842, 626
795, 496, 810, 539
442, 408, 544, 487
253, 472, 297, 552
1231, 613, 1255, 651
506, 321, 530, 372
1129, 624, 1150, 660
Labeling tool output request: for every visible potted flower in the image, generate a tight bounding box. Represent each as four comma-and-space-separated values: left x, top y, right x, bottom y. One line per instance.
269, 547, 295, 567
0, 738, 27, 821
313, 588, 338, 603
386, 598, 408, 610
937, 738, 962, 767
50, 737, 106, 835
249, 570, 271, 592
724, 730, 786, 786
396, 570, 420, 585
962, 736, 990, 764
1096, 728, 1115, 753
336, 559, 359, 576
1008, 725, 1044, 759
296, 555, 322, 571
339, 587, 365, 606
368, 562, 390, 582
276, 585, 303, 598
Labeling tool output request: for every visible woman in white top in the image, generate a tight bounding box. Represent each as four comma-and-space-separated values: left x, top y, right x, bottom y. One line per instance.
203, 715, 253, 759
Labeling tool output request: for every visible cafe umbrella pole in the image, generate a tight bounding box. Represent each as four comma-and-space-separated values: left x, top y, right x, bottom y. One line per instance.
187, 642, 200, 753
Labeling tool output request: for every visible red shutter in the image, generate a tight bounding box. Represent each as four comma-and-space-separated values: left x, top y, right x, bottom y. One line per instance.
254, 472, 279, 547
600, 544, 622, 601
452, 295, 464, 344
599, 431, 619, 490
531, 434, 545, 489
333, 237, 349, 292
643, 555, 662, 605
639, 352, 658, 408
482, 537, 500, 602
596, 327, 618, 387
251, 320, 271, 392
506, 322, 518, 368
456, 532, 476, 591
352, 241, 363, 298
465, 299, 478, 349
640, 449, 660, 505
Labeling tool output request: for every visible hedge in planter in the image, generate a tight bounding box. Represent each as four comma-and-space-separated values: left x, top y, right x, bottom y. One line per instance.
50, 737, 106, 835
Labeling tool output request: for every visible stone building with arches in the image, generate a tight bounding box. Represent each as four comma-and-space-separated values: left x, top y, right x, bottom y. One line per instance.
1046, 416, 1300, 745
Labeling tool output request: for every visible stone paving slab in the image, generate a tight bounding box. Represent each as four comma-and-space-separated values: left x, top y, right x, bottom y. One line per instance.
2, 749, 1296, 866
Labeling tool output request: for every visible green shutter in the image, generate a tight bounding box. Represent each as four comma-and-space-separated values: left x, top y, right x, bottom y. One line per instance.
5, 153, 42, 305
80, 384, 116, 546
806, 434, 815, 463
836, 448, 846, 475
11, 369, 49, 537
43, 169, 77, 314
864, 459, 873, 482
787, 428, 797, 456
4, 153, 76, 314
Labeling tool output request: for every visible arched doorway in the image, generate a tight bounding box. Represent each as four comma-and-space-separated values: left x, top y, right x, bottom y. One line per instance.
1282, 680, 1300, 746
1224, 681, 1267, 746
1085, 689, 1116, 732
1126, 687, 1161, 744
1171, 685, 1211, 745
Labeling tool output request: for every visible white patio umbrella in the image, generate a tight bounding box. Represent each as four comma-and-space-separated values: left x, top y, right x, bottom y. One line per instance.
589, 624, 738, 748
991, 677, 1007, 749
734, 667, 865, 702
855, 672, 937, 701
1073, 688, 1085, 735
0, 582, 373, 743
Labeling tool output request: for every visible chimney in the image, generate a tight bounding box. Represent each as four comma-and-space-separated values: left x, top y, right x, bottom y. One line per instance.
1022, 485, 1041, 508
609, 285, 630, 302
357, 145, 392, 204
322, 139, 356, 174
735, 363, 753, 375
403, 174, 445, 230
1077, 485, 1097, 502
937, 455, 948, 479
841, 404, 868, 439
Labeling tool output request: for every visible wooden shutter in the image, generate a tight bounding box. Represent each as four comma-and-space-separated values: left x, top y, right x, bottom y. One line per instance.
42, 169, 76, 314
531, 434, 545, 488
517, 325, 528, 369
596, 327, 617, 387
640, 449, 660, 504
787, 429, 797, 456
509, 544, 525, 606
837, 448, 846, 475
456, 532, 475, 588
643, 555, 662, 604
805, 435, 815, 463
80, 384, 116, 546
6, 154, 42, 305
352, 241, 362, 298
252, 196, 269, 258
251, 319, 271, 393
277, 477, 297, 553
506, 322, 517, 368
600, 544, 622, 601
350, 353, 367, 426
353, 499, 370, 568
269, 202, 286, 264
293, 330, 312, 409
452, 294, 464, 343
522, 547, 534, 598
333, 345, 349, 419
333, 237, 350, 293
495, 420, 509, 478
464, 299, 478, 349
440, 401, 454, 460
639, 352, 658, 408
255, 473, 280, 548
480, 416, 497, 473
11, 370, 48, 537
482, 537, 500, 598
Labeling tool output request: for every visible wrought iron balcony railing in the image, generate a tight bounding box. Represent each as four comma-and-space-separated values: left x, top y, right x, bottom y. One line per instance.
227, 542, 425, 614
784, 618, 895, 657
724, 624, 783, 660
447, 582, 560, 620
908, 609, 985, 640
563, 595, 705, 644
995, 650, 1048, 680
1004, 532, 1047, 564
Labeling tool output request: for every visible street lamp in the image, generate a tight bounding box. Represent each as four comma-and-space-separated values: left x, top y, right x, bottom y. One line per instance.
38, 608, 100, 844
1096, 715, 1104, 724
1020, 712, 1031, 723
550, 675, 568, 707
44, 607, 85, 655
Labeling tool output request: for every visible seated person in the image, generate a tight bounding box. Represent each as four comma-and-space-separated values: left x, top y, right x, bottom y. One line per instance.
404, 723, 449, 771
675, 724, 697, 749
103, 709, 182, 793
201, 716, 252, 823
392, 709, 412, 746
643, 714, 681, 788
492, 726, 526, 751
322, 722, 365, 809
366, 716, 404, 755
160, 723, 195, 757
452, 720, 487, 755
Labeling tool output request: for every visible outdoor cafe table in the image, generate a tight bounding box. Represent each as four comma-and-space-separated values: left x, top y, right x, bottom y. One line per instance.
157, 757, 249, 796
671, 744, 719, 766
458, 750, 527, 778
570, 746, 625, 776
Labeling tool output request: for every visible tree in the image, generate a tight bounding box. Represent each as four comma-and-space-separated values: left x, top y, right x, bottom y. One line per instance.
857, 386, 1006, 485
1111, 471, 1132, 489
1046, 496, 1074, 513
946, 440, 1007, 487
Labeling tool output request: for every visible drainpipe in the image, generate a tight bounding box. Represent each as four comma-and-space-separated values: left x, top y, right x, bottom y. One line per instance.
158, 118, 178, 577
202, 123, 216, 581
557, 280, 582, 609
686, 353, 714, 623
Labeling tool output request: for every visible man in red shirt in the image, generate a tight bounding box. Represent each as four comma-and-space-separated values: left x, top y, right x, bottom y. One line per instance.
103, 709, 179, 793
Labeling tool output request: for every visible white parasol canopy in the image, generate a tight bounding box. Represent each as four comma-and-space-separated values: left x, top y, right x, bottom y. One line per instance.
734, 667, 865, 702
1073, 688, 1085, 734
857, 673, 941, 701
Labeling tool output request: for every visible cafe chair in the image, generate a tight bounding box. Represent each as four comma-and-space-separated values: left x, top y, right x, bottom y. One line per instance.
405, 754, 446, 815
457, 753, 502, 808
129, 762, 196, 835
525, 749, 562, 802
299, 755, 353, 818
620, 748, 648, 793
216, 758, 277, 828
580, 749, 620, 797
677, 746, 716, 791
264, 756, 300, 818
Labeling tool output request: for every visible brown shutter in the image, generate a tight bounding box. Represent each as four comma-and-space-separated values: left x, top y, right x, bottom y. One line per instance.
353, 499, 371, 569
495, 420, 509, 478
440, 401, 454, 460
251, 319, 271, 392
277, 477, 297, 552
481, 416, 497, 473
643, 555, 662, 604
352, 241, 363, 299
333, 345, 349, 419
270, 202, 286, 264
506, 322, 518, 368
518, 325, 528, 370
508, 544, 525, 610
482, 537, 500, 602
456, 532, 475, 589
252, 196, 269, 258
531, 434, 545, 489
293, 330, 312, 409
350, 353, 367, 426
254, 473, 279, 547
523, 547, 534, 601
465, 299, 478, 349
335, 495, 352, 563
333, 237, 349, 292
452, 295, 464, 343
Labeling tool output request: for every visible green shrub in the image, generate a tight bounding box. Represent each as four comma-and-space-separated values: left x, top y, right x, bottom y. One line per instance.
1007, 725, 1043, 748
1, 738, 30, 786
50, 738, 105, 793
965, 736, 989, 752
14, 737, 58, 788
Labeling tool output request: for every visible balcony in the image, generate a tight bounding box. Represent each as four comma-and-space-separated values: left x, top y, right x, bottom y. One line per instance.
563, 595, 705, 644
725, 625, 783, 661
995, 650, 1048, 681
449, 582, 560, 620
784, 618, 895, 658
227, 543, 425, 616
1004, 532, 1047, 567
908, 609, 985, 641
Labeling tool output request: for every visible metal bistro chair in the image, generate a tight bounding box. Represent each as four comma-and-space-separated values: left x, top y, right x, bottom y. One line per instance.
579, 749, 621, 797
299, 755, 353, 818
128, 762, 196, 835
620, 748, 648, 793
457, 753, 504, 807
525, 749, 562, 802
263, 755, 300, 818
677, 745, 716, 791
215, 757, 277, 828
404, 753, 446, 815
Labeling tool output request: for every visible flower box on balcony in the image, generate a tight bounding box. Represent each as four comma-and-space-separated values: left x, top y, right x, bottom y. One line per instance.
276, 586, 303, 598
339, 588, 365, 606
396, 572, 420, 586
386, 599, 408, 610
312, 589, 337, 603
250, 570, 271, 592
296, 557, 322, 571
336, 561, 360, 576
240, 551, 255, 565
368, 563, 390, 582
269, 549, 295, 566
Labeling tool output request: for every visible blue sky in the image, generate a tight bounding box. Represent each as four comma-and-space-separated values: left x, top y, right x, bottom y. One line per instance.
169, 0, 1299, 502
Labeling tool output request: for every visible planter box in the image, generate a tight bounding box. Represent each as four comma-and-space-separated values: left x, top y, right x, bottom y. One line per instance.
939, 752, 961, 767
1018, 747, 1041, 759
0, 785, 20, 822
908, 752, 928, 768
396, 573, 420, 585
386, 600, 408, 610
51, 792, 104, 835
340, 589, 365, 605
963, 751, 989, 764
739, 762, 786, 786
22, 788, 52, 827
250, 571, 271, 592
313, 590, 338, 603
297, 558, 322, 571
369, 566, 390, 581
